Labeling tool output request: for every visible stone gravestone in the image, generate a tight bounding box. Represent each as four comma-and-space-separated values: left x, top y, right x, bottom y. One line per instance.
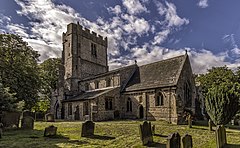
216, 125, 227, 148
21, 116, 34, 130
44, 125, 57, 137
45, 113, 55, 122
166, 132, 181, 148
139, 121, 153, 145
2, 111, 21, 128
0, 123, 3, 139
182, 134, 193, 148
81, 120, 95, 137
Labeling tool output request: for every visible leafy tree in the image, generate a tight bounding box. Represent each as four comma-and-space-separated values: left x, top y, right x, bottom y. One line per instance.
0, 34, 41, 110
0, 80, 17, 112
198, 66, 240, 125
205, 82, 240, 125
32, 58, 61, 112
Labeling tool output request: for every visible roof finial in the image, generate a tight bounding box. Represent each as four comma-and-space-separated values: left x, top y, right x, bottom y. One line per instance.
77, 21, 80, 25
185, 50, 188, 55
135, 60, 137, 64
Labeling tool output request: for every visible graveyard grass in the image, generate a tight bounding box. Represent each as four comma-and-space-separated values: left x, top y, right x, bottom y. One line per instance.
0, 120, 240, 148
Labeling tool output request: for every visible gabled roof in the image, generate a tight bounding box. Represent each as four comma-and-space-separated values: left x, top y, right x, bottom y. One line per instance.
62, 87, 119, 102
80, 64, 137, 82
124, 54, 188, 92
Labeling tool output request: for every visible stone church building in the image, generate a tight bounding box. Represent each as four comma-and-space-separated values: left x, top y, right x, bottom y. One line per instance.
51, 22, 196, 124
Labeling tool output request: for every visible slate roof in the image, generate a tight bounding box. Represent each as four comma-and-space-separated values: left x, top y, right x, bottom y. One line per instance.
124, 54, 187, 92
80, 64, 137, 82
62, 87, 118, 102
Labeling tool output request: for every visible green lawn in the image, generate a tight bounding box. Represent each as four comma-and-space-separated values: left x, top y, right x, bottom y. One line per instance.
0, 120, 240, 148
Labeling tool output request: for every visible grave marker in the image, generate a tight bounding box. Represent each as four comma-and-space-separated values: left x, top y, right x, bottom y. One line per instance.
139, 121, 153, 145
21, 116, 34, 130
182, 134, 192, 148
44, 125, 57, 137
81, 120, 95, 137
166, 132, 181, 148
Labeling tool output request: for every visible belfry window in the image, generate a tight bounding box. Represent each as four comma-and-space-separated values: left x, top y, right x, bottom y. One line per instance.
156, 92, 164, 106
95, 81, 99, 89
106, 77, 111, 87
127, 98, 132, 112
91, 43, 97, 57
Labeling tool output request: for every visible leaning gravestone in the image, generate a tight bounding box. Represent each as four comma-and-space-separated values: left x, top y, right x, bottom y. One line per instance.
45, 113, 55, 122
44, 125, 57, 137
0, 123, 3, 138
182, 134, 193, 148
81, 120, 95, 137
21, 116, 34, 130
166, 132, 181, 148
216, 125, 227, 148
139, 121, 153, 145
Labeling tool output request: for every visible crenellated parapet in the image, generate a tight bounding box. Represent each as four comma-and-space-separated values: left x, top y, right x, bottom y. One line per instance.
64, 22, 107, 47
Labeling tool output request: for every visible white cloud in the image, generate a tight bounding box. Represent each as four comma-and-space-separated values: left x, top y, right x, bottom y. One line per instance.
123, 0, 148, 15
197, 0, 209, 8
108, 5, 122, 15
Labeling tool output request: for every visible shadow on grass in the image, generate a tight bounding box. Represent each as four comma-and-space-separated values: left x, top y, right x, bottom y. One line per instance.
146, 142, 166, 148
84, 134, 115, 140
225, 144, 240, 148
154, 133, 168, 138
0, 128, 89, 148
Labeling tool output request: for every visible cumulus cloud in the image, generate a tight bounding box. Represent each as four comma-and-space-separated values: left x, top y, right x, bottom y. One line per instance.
197, 0, 209, 8
122, 0, 148, 15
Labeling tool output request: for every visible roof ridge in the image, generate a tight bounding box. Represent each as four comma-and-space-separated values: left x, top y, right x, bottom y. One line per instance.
139, 54, 185, 68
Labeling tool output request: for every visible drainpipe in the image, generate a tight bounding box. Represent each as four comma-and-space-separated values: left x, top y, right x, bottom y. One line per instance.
169, 87, 172, 123
145, 92, 148, 120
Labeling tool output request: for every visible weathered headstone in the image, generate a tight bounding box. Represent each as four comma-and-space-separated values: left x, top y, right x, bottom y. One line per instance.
21, 116, 34, 129
139, 121, 153, 145
1, 111, 21, 128
0, 123, 3, 139
182, 134, 193, 148
45, 113, 55, 122
44, 125, 57, 137
208, 119, 213, 131
166, 132, 181, 148
216, 125, 227, 148
81, 120, 95, 137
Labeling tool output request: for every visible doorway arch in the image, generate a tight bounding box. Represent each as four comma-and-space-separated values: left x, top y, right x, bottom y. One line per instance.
139, 105, 144, 119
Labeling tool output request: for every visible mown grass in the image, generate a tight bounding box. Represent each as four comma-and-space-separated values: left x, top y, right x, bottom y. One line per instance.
0, 120, 240, 148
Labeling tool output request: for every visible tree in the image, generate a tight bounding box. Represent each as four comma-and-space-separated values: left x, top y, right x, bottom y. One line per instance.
32, 58, 61, 112
0, 80, 17, 112
205, 82, 240, 125
0, 34, 41, 110
198, 66, 240, 125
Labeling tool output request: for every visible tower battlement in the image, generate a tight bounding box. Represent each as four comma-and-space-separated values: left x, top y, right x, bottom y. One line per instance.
64, 22, 107, 47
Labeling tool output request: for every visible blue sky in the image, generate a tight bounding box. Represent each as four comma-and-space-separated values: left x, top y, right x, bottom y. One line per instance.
0, 0, 240, 73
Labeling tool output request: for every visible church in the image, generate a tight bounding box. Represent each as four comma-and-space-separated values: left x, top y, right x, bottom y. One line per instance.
51, 22, 196, 124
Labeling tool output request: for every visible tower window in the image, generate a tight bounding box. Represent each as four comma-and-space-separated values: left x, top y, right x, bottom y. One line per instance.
95, 81, 99, 89
91, 43, 97, 57
85, 83, 89, 91
106, 77, 111, 87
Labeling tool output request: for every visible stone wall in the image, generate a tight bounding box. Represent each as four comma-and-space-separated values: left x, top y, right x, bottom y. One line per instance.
175, 55, 196, 124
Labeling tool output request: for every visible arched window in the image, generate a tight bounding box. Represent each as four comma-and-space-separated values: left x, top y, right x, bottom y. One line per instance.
127, 98, 132, 112
85, 83, 89, 91
106, 77, 111, 87
156, 92, 164, 106
105, 98, 113, 110
184, 82, 192, 107
68, 103, 72, 115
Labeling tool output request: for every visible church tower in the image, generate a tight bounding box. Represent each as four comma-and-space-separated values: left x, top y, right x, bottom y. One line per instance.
62, 22, 108, 95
